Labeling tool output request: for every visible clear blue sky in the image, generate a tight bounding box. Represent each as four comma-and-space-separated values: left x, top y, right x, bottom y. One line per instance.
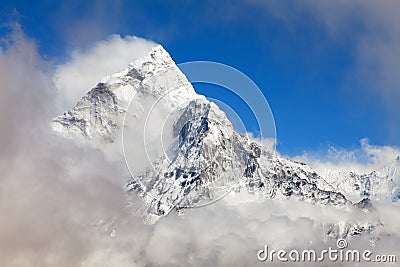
1, 0, 399, 156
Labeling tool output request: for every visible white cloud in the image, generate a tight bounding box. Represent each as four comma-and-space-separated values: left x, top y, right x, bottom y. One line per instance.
54, 34, 157, 109
0, 26, 132, 267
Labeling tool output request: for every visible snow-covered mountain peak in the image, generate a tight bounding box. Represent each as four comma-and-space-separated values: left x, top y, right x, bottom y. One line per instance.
100, 45, 174, 85
53, 45, 384, 235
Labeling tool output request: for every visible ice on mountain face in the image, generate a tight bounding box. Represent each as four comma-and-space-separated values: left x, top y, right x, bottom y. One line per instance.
126, 99, 245, 219
53, 45, 384, 234
124, 94, 354, 223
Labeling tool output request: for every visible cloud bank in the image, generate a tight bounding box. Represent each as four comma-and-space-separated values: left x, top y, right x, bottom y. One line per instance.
0, 25, 399, 267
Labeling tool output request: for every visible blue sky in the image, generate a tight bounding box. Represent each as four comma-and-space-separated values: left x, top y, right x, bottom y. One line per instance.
1, 0, 399, 156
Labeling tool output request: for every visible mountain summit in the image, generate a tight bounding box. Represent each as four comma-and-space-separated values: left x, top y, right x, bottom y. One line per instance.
53, 45, 381, 235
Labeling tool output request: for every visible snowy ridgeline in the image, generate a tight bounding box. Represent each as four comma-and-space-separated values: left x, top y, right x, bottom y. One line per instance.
53, 45, 399, 234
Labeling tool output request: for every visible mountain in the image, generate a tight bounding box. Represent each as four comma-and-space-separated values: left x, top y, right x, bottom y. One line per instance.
53, 45, 379, 235
318, 156, 400, 203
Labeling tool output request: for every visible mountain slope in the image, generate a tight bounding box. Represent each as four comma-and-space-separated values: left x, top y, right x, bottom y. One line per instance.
53, 45, 379, 235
